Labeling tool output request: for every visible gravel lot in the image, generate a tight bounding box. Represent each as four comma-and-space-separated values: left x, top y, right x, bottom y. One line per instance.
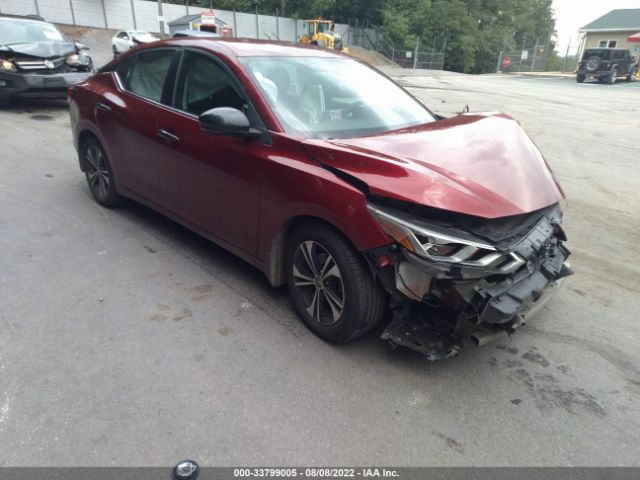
0, 73, 639, 467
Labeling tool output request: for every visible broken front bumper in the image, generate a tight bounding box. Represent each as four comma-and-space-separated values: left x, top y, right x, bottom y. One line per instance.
0, 70, 93, 99
371, 206, 573, 360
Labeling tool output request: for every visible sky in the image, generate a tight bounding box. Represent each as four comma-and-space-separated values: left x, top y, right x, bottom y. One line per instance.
553, 0, 640, 53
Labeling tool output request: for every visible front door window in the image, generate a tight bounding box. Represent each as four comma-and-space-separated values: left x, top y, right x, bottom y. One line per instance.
176, 51, 246, 116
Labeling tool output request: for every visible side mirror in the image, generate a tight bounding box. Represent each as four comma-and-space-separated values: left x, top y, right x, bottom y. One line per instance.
199, 107, 262, 139
75, 42, 88, 51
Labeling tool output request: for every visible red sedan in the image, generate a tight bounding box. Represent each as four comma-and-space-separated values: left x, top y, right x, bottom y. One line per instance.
68, 39, 572, 359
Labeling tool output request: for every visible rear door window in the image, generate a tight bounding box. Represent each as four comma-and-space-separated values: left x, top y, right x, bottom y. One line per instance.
117, 49, 176, 103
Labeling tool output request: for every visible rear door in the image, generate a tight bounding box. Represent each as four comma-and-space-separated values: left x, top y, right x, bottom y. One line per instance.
152, 49, 268, 255
96, 48, 178, 206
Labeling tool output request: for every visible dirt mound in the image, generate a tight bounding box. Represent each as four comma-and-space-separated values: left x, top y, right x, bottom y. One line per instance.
348, 45, 399, 67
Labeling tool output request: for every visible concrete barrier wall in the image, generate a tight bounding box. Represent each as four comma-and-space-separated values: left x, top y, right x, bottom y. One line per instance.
0, 0, 349, 42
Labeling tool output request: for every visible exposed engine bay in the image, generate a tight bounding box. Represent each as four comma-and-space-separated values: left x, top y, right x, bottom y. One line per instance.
366, 198, 573, 360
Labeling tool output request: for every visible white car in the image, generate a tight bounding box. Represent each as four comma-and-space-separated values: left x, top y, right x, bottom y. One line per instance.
111, 30, 159, 55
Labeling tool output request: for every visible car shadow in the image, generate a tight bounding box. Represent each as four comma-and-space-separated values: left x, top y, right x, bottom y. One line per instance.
88, 189, 489, 370
2, 97, 69, 113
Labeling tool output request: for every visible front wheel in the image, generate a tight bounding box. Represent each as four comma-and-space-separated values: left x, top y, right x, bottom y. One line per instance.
608, 68, 618, 84
112, 45, 119, 56
285, 222, 385, 344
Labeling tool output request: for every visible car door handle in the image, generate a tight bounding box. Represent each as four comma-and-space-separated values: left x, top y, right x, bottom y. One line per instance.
157, 129, 180, 143
96, 102, 112, 112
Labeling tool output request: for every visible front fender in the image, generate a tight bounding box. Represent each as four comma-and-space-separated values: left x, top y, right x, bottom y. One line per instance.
257, 134, 392, 286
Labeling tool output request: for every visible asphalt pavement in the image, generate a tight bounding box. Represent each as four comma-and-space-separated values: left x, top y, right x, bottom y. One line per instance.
0, 73, 639, 466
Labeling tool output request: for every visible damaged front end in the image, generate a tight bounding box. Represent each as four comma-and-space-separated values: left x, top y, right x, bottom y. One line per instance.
366, 200, 573, 360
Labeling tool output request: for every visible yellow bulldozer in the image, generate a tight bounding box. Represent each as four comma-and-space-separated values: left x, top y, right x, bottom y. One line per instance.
299, 19, 349, 54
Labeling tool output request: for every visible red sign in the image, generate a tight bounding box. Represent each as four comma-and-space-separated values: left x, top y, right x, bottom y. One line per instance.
502, 56, 512, 68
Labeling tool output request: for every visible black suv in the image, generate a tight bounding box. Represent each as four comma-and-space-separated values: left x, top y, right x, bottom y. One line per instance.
577, 48, 638, 84
0, 14, 94, 106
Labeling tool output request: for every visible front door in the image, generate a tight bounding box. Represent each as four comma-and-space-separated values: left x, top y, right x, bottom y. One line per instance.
154, 49, 267, 256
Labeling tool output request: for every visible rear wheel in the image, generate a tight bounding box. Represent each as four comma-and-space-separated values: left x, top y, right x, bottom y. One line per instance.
81, 136, 125, 207
576, 74, 585, 83
112, 45, 118, 56
0, 96, 12, 109
628, 69, 638, 82
285, 222, 385, 344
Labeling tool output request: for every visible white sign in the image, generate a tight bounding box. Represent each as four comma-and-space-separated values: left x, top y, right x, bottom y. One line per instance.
201, 12, 216, 26
157, 16, 165, 22
521, 50, 528, 60
405, 51, 412, 59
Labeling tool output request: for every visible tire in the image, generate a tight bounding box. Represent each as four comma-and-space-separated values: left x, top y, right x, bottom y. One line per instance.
0, 96, 12, 109
112, 45, 118, 56
608, 68, 617, 84
81, 136, 125, 208
285, 222, 385, 344
585, 56, 600, 72
576, 74, 585, 83
628, 69, 638, 82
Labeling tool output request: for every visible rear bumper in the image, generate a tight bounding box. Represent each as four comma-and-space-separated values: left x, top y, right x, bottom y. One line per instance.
577, 69, 613, 77
0, 70, 93, 99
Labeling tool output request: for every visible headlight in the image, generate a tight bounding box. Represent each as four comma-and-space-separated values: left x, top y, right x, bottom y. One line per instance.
0, 59, 17, 73
367, 204, 525, 273
66, 53, 91, 67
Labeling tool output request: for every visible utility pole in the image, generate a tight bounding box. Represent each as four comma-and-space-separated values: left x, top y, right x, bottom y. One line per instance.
157, 0, 166, 38
233, 1, 237, 38
497, 37, 507, 73
255, 0, 259, 39
561, 36, 571, 72
413, 36, 420, 70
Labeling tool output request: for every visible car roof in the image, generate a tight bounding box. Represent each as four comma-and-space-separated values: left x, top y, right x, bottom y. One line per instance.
161, 37, 344, 58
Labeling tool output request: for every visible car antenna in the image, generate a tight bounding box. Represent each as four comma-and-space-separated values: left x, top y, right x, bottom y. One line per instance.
462, 105, 470, 113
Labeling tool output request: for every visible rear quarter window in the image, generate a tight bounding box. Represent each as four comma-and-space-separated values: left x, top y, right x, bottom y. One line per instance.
583, 49, 611, 60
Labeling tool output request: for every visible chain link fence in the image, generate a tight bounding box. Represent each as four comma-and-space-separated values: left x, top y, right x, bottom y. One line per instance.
348, 21, 445, 70
497, 44, 551, 73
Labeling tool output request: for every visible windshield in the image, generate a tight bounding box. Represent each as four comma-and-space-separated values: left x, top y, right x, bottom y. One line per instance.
240, 56, 435, 139
582, 49, 612, 60
0, 19, 68, 45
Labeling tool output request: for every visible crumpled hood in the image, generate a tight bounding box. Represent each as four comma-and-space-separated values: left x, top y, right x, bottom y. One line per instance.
303, 113, 564, 219
1, 41, 76, 59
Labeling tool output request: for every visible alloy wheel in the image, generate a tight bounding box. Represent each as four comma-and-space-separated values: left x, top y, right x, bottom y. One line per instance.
292, 240, 345, 326
85, 144, 110, 201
